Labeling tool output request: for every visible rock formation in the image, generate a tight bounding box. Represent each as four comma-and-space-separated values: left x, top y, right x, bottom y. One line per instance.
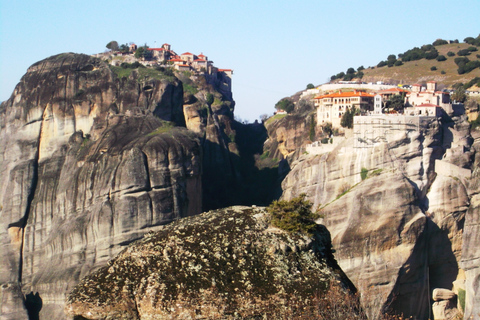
65, 206, 356, 319
280, 112, 473, 319
0, 53, 202, 319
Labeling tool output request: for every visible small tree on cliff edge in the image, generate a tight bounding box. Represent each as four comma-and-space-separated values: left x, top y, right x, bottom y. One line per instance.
275, 98, 295, 113
267, 193, 318, 236
106, 41, 119, 51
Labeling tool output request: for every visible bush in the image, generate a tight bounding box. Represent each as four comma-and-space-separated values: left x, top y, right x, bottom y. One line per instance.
447, 51, 455, 57
432, 39, 448, 46
267, 194, 318, 236
425, 48, 439, 60
441, 70, 446, 74
431, 66, 437, 71
436, 55, 446, 61
275, 98, 295, 113
394, 60, 403, 66
360, 168, 368, 181
458, 49, 471, 56
377, 61, 387, 67
306, 83, 315, 89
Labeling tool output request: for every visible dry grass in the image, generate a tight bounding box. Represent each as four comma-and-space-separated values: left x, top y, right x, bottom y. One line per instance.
147, 281, 407, 320
361, 43, 480, 87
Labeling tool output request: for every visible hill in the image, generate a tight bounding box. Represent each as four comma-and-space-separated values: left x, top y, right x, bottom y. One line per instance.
338, 42, 480, 89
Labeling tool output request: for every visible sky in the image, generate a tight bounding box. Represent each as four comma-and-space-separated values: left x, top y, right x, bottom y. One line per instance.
1, 0, 480, 122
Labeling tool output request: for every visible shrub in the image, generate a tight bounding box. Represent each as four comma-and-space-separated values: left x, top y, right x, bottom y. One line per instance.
377, 61, 387, 68
394, 60, 403, 66
337, 183, 351, 198
433, 39, 448, 46
306, 83, 315, 89
360, 168, 368, 181
275, 98, 295, 113
431, 66, 437, 71
267, 194, 318, 236
447, 51, 455, 57
425, 49, 439, 60
458, 49, 471, 56
458, 288, 466, 311
441, 70, 446, 74
436, 55, 446, 61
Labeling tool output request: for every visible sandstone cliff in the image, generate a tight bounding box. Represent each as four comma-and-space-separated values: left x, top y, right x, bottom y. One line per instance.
65, 206, 357, 319
0, 53, 202, 319
281, 112, 472, 319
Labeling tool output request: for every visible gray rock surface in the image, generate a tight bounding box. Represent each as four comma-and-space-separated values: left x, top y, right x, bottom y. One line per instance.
0, 53, 202, 319
281, 114, 472, 319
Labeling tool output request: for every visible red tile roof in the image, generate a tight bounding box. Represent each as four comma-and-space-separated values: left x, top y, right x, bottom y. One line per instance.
218, 69, 233, 72
181, 52, 194, 56
147, 48, 164, 51
198, 54, 206, 58
170, 58, 183, 62
194, 59, 207, 62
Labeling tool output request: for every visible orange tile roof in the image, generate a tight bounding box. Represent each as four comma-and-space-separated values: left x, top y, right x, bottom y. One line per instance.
181, 52, 194, 56
218, 69, 233, 72
314, 91, 375, 99
147, 48, 164, 51
194, 59, 207, 62
170, 58, 183, 62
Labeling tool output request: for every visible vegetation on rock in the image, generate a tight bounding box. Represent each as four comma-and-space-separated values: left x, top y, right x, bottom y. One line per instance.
267, 193, 318, 236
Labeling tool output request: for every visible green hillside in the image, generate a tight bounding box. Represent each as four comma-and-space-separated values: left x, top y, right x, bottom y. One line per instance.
338, 42, 480, 89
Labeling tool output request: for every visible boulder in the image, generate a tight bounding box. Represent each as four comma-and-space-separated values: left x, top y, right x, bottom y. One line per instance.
65, 206, 357, 319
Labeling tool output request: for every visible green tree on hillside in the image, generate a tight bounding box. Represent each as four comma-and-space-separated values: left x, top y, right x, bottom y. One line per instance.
275, 98, 295, 113
306, 83, 315, 89
106, 41, 119, 51
452, 87, 467, 103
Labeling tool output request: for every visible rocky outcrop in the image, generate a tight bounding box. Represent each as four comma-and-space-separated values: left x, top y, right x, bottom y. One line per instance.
0, 53, 202, 319
281, 114, 472, 319
65, 206, 355, 319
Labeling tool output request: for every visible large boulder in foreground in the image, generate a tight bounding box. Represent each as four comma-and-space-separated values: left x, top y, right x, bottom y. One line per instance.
66, 206, 358, 320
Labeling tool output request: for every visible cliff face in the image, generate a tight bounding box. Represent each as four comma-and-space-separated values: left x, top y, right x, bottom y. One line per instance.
0, 53, 202, 319
281, 113, 473, 319
65, 206, 355, 320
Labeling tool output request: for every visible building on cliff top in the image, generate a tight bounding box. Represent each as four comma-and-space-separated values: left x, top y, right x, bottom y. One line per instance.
314, 90, 375, 128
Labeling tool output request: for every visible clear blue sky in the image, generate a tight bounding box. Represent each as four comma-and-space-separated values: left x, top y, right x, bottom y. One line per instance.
1, 0, 480, 122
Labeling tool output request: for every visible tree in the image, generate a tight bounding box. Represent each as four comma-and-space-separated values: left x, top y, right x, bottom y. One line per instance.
306, 83, 315, 89
386, 94, 405, 111
322, 122, 333, 136
340, 107, 355, 129
436, 55, 447, 62
106, 41, 119, 51
206, 93, 214, 105
433, 39, 448, 46
451, 87, 467, 103
275, 98, 295, 113
346, 67, 355, 75
267, 193, 318, 236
